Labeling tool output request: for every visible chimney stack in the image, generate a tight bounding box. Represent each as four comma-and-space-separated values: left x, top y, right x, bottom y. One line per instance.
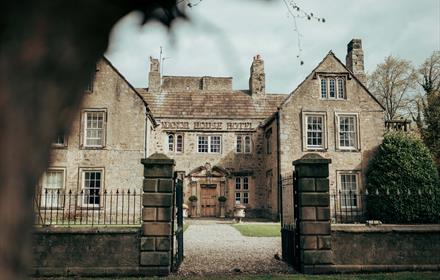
249, 54, 265, 96
148, 56, 160, 93
346, 39, 366, 85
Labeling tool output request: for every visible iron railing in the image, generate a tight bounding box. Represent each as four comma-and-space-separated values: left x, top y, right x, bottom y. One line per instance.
34, 189, 142, 226
331, 189, 440, 224
331, 191, 367, 224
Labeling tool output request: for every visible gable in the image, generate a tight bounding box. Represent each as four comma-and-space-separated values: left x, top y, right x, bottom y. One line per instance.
280, 51, 385, 112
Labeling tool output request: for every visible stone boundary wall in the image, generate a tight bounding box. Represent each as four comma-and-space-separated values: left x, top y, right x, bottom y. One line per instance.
32, 153, 176, 278
32, 227, 142, 277
331, 224, 440, 272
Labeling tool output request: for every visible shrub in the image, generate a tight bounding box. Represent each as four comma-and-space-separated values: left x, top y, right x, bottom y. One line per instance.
218, 196, 227, 203
366, 132, 440, 223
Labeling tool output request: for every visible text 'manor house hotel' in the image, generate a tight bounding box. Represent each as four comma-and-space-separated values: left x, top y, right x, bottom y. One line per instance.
40, 38, 385, 221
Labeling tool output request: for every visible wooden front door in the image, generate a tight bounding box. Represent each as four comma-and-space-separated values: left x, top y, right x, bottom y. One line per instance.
200, 184, 217, 217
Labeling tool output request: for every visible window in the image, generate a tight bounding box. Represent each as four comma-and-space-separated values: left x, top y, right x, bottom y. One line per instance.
321, 79, 327, 98
337, 78, 345, 99
167, 133, 184, 153
53, 133, 67, 147
236, 135, 252, 154
198, 136, 208, 153
235, 177, 249, 205
336, 114, 359, 150
320, 76, 346, 99
81, 170, 103, 207
306, 115, 325, 149
168, 134, 174, 152
40, 169, 65, 208
85, 69, 96, 92
197, 135, 221, 153
265, 129, 272, 154
210, 136, 221, 153
83, 110, 106, 148
339, 172, 359, 208
329, 78, 335, 98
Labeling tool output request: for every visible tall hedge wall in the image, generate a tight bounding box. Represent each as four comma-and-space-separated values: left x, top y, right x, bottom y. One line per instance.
366, 132, 440, 223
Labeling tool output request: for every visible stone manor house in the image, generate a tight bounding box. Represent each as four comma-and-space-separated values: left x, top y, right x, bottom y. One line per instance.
38, 39, 385, 220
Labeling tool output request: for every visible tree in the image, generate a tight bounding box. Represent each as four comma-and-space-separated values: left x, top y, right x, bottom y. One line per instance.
368, 56, 417, 120
366, 133, 440, 223
413, 51, 440, 171
0, 1, 184, 278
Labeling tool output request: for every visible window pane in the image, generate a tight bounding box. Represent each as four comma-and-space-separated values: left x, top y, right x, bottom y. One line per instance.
338, 79, 345, 99
243, 192, 249, 204
168, 134, 174, 152
176, 135, 183, 152
210, 136, 221, 153
244, 136, 251, 153
42, 170, 64, 207
198, 136, 208, 153
85, 111, 105, 147
243, 177, 249, 190
235, 192, 241, 204
307, 116, 323, 148
83, 171, 101, 206
321, 79, 327, 98
339, 116, 357, 149
329, 79, 335, 97
235, 178, 241, 190
236, 136, 242, 153
341, 174, 357, 207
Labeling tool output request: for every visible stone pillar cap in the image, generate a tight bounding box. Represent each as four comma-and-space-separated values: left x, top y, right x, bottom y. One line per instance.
141, 153, 175, 165
292, 153, 332, 165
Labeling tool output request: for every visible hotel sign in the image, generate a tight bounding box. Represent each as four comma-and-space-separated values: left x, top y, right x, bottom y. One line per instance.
161, 121, 253, 131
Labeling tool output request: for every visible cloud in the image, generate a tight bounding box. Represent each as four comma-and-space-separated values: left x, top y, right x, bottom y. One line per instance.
106, 0, 439, 93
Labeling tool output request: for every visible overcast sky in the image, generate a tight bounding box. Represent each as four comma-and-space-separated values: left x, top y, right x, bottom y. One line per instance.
105, 0, 440, 94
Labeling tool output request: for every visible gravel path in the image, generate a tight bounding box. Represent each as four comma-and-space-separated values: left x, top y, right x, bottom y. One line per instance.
175, 219, 295, 276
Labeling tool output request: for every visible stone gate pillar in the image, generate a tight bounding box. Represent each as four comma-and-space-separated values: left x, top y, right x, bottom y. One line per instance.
293, 153, 333, 274
140, 153, 175, 276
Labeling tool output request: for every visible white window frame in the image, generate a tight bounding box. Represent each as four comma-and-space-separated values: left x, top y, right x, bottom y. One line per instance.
303, 112, 327, 151
337, 171, 361, 209
80, 168, 104, 208
236, 134, 252, 154
319, 76, 346, 100
40, 168, 66, 208
167, 133, 184, 153
234, 176, 250, 205
335, 113, 360, 151
82, 109, 106, 148
197, 135, 222, 154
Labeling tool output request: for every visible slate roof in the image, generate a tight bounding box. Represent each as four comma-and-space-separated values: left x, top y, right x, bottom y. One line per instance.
137, 89, 287, 119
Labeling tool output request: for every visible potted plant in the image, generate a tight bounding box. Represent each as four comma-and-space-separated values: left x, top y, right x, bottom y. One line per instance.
218, 196, 227, 218
188, 195, 198, 217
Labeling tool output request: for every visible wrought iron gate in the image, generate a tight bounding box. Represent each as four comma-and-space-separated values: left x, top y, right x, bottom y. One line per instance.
280, 171, 300, 269
171, 175, 184, 271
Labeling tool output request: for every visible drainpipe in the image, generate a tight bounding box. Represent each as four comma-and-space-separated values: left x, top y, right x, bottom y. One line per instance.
276, 109, 282, 223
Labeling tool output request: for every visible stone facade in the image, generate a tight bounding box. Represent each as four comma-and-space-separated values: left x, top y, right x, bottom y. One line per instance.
40, 38, 385, 221
266, 40, 385, 219
39, 57, 155, 211
139, 55, 285, 218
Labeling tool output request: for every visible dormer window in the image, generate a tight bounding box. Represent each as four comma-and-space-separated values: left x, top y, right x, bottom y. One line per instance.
320, 76, 346, 99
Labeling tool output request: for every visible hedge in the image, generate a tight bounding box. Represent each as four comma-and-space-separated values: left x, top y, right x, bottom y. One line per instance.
366, 132, 440, 223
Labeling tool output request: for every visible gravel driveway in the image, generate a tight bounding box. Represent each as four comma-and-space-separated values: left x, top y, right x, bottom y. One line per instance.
175, 219, 295, 276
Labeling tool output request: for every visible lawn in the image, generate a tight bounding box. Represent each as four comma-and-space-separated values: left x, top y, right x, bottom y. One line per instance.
232, 223, 281, 237
197, 272, 440, 280
74, 272, 440, 280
